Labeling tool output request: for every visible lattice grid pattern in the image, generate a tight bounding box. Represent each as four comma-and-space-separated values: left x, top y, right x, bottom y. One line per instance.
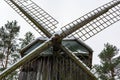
5, 0, 58, 38
61, 0, 120, 41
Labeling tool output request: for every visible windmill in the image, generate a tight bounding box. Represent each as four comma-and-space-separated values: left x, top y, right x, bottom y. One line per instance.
0, 0, 120, 80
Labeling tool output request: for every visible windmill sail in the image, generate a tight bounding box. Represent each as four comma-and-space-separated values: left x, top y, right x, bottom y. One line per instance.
4, 0, 58, 38
61, 0, 120, 41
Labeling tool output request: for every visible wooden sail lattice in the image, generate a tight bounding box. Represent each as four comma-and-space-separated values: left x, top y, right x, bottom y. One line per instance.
61, 0, 120, 41
4, 0, 58, 38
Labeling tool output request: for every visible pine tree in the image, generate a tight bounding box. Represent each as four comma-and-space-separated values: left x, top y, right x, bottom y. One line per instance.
93, 43, 120, 80
0, 21, 20, 80
19, 31, 35, 48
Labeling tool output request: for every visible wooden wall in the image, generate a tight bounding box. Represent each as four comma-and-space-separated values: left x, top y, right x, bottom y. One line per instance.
18, 54, 92, 80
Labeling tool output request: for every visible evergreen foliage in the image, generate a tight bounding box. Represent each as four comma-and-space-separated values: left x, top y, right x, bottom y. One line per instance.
93, 43, 120, 80
0, 21, 20, 80
0, 21, 35, 80
19, 31, 35, 48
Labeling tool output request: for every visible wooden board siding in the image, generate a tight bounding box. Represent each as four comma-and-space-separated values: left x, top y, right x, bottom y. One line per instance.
18, 54, 92, 80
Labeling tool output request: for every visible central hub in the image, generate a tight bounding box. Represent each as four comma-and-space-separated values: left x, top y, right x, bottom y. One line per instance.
51, 34, 62, 54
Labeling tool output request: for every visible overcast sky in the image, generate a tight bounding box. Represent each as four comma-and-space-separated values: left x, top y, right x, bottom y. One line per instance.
0, 0, 120, 65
